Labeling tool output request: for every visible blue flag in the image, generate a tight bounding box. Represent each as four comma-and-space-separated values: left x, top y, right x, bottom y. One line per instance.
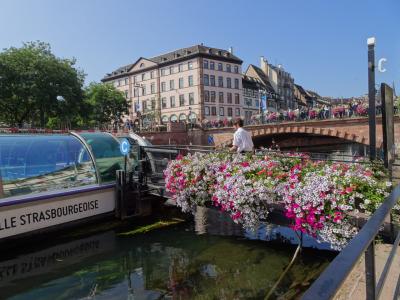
260, 95, 267, 111
207, 135, 214, 145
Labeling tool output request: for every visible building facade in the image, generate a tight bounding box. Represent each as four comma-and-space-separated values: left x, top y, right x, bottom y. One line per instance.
102, 45, 243, 126
259, 57, 295, 110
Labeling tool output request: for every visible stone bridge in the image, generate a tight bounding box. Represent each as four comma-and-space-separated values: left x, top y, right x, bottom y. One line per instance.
138, 116, 400, 151
208, 116, 400, 149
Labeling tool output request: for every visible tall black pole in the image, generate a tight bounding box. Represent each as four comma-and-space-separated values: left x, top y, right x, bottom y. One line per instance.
368, 37, 376, 160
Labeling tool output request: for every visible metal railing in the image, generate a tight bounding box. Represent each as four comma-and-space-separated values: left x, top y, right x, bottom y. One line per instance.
302, 184, 400, 300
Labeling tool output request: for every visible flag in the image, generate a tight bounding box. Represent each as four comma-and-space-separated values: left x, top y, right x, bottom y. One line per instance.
260, 94, 267, 112
207, 135, 214, 145
135, 102, 142, 112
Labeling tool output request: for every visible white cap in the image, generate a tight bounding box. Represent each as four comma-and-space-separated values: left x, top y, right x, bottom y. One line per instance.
367, 37, 376, 46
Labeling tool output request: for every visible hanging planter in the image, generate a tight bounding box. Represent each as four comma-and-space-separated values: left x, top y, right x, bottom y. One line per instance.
164, 152, 392, 251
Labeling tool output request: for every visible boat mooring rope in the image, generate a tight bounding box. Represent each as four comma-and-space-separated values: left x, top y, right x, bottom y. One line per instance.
265, 233, 302, 300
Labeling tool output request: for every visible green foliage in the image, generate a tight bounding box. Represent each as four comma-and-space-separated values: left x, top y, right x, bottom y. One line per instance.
83, 82, 129, 129
0, 41, 85, 127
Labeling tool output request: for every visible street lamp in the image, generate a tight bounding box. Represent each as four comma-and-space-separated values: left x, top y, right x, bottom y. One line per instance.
188, 106, 194, 130
56, 95, 69, 130
133, 83, 144, 131
367, 36, 376, 160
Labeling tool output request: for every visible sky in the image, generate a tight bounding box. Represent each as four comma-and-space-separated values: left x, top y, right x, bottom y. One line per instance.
0, 0, 399, 98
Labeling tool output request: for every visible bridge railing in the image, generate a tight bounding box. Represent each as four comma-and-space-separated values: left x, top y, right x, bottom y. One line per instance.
302, 183, 400, 300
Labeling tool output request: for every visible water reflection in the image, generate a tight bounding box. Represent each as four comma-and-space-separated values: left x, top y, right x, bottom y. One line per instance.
1, 208, 335, 300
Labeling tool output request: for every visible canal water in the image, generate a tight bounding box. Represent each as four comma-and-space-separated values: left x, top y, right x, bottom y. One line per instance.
0, 206, 335, 300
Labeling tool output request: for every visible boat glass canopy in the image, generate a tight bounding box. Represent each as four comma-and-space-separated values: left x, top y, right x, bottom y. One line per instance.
0, 134, 97, 200
0, 132, 132, 201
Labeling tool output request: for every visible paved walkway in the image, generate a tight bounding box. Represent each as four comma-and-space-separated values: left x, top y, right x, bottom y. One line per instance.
334, 243, 400, 300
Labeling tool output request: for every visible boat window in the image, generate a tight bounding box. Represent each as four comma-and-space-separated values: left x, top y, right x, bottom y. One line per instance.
0, 135, 97, 200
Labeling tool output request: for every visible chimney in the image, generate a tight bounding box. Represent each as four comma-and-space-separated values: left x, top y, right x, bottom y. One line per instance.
260, 56, 268, 74
228, 46, 233, 54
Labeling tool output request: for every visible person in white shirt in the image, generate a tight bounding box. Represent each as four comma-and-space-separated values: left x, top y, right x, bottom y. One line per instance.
230, 118, 254, 154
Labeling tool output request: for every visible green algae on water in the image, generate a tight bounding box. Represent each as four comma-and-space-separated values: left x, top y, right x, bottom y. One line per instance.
118, 218, 185, 236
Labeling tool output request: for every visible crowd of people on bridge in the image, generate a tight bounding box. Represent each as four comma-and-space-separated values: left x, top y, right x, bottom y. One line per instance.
249, 99, 396, 125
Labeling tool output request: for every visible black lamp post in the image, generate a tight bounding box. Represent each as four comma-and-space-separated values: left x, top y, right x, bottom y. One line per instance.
367, 37, 376, 160
188, 107, 193, 130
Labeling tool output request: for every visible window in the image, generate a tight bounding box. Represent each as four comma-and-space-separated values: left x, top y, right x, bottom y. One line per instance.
235, 108, 240, 116
219, 92, 224, 103
142, 100, 147, 111
150, 71, 155, 79
169, 80, 175, 90
162, 115, 169, 123
210, 91, 216, 102
210, 75, 215, 86
219, 107, 224, 116
211, 106, 217, 116
161, 82, 166, 92
162, 97, 167, 108
179, 77, 184, 88
227, 92, 232, 103
205, 106, 210, 116
142, 85, 146, 96
133, 87, 138, 97
179, 94, 185, 106
210, 61, 215, 70
170, 96, 176, 107
218, 63, 223, 71
234, 66, 239, 73
228, 107, 233, 117
188, 75, 194, 87
218, 76, 223, 87
151, 98, 156, 110
204, 74, 209, 86
189, 92, 194, 105
226, 64, 231, 72
203, 60, 209, 69
227, 78, 231, 88
125, 78, 129, 85
235, 93, 240, 104
118, 80, 121, 86
133, 76, 137, 83
179, 64, 183, 72
204, 90, 210, 102
151, 83, 156, 94
234, 78, 239, 89
169, 66, 174, 74
141, 73, 145, 81
255, 99, 260, 108
161, 69, 166, 76
124, 90, 128, 98
188, 61, 193, 70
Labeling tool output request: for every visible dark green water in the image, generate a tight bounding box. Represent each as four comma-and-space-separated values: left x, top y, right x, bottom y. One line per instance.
0, 208, 335, 300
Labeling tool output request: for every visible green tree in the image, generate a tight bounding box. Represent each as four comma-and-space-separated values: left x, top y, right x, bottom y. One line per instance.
84, 82, 129, 129
0, 41, 85, 127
